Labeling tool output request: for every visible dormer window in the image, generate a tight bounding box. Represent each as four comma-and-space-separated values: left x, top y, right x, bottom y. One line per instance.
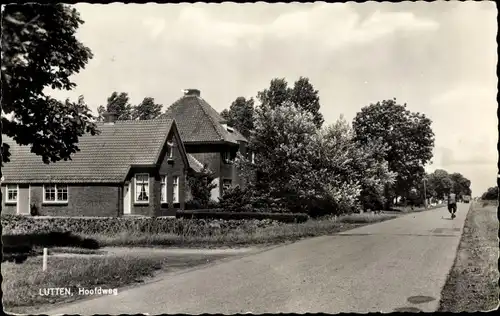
221, 123, 234, 133
167, 141, 174, 159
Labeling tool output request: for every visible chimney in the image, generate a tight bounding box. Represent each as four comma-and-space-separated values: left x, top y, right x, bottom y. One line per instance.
183, 89, 201, 97
102, 111, 117, 124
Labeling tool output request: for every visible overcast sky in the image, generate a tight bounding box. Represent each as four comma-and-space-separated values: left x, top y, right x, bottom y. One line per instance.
48, 1, 498, 195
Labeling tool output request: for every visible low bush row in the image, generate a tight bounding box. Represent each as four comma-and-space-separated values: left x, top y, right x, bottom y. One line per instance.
176, 210, 309, 223
0, 214, 286, 236
2, 231, 100, 249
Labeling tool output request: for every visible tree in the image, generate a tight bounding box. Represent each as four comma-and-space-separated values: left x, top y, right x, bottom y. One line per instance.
131, 97, 163, 120
481, 186, 498, 200
256, 78, 289, 110
256, 77, 324, 128
99, 92, 132, 121
321, 116, 395, 212
237, 102, 361, 215
289, 77, 324, 128
449, 172, 472, 197
427, 169, 454, 200
1, 4, 98, 166
220, 97, 254, 138
187, 165, 217, 207
352, 99, 435, 204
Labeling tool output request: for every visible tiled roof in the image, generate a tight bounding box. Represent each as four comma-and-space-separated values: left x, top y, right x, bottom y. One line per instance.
187, 154, 205, 173
1, 119, 187, 183
164, 95, 247, 144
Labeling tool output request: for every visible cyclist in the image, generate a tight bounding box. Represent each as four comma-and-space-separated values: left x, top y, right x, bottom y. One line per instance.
447, 191, 457, 219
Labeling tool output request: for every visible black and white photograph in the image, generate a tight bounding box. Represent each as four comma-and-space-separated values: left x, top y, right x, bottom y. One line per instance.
1, 1, 498, 315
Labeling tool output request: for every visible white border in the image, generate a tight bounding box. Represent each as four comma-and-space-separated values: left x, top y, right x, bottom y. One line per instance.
173, 176, 179, 203
161, 175, 167, 203
134, 173, 150, 204
5, 184, 19, 205
43, 184, 69, 204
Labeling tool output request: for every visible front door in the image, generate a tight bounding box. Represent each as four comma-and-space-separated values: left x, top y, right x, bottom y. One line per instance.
123, 183, 131, 215
17, 185, 30, 215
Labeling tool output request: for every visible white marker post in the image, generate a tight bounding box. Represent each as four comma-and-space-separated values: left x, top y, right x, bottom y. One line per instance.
42, 248, 48, 271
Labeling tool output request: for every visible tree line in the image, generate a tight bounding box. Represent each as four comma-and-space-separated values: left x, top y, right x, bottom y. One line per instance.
220, 77, 473, 215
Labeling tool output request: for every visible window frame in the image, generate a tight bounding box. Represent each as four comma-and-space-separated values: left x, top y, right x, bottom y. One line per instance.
222, 151, 234, 164
172, 176, 179, 204
160, 175, 167, 203
167, 141, 174, 159
134, 173, 150, 204
43, 184, 69, 204
5, 184, 19, 204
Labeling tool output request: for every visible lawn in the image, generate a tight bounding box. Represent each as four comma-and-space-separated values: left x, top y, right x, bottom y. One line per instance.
438, 202, 499, 312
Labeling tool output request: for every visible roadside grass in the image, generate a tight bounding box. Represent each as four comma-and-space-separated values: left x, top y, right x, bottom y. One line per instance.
438, 202, 499, 312
86, 213, 398, 248
388, 204, 445, 214
2, 252, 229, 314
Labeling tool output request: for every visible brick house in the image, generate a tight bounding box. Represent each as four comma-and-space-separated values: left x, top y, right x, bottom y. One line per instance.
164, 89, 251, 200
1, 116, 205, 217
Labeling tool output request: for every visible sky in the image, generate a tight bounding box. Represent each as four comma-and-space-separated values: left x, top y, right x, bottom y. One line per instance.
47, 1, 498, 196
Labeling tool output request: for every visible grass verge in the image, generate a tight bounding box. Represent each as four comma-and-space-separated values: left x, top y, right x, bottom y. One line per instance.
86, 213, 397, 248
2, 253, 229, 314
438, 202, 499, 312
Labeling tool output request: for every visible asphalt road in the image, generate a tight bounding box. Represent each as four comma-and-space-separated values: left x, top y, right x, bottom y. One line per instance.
42, 204, 469, 315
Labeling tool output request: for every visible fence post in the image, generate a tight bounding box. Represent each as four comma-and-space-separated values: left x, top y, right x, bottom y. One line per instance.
43, 248, 48, 271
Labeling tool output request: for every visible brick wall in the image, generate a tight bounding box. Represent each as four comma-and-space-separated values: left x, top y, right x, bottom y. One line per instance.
0, 184, 121, 217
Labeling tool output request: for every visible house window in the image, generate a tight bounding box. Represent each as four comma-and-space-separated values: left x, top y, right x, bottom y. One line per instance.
167, 141, 174, 159
222, 179, 232, 195
222, 151, 234, 164
173, 176, 179, 203
135, 174, 149, 203
6, 185, 18, 203
161, 176, 167, 203
43, 184, 68, 203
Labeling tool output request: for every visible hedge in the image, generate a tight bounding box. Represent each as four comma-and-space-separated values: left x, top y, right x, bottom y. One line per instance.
2, 231, 100, 249
176, 210, 309, 223
0, 214, 285, 236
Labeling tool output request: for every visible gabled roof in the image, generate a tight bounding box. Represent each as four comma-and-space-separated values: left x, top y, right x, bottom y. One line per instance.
164, 94, 247, 144
2, 119, 199, 183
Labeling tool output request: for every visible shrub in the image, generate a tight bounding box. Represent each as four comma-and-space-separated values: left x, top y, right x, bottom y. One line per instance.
0, 214, 286, 237
176, 210, 309, 223
218, 185, 252, 212
30, 204, 40, 216
185, 199, 219, 210
187, 165, 218, 208
2, 231, 100, 249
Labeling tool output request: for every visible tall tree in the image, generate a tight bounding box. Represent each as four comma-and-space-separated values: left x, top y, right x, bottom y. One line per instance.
100, 92, 132, 120
256, 77, 324, 128
1, 4, 97, 166
131, 97, 163, 120
220, 97, 254, 138
289, 77, 324, 128
449, 172, 472, 197
352, 99, 435, 204
256, 78, 289, 110
427, 169, 454, 199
